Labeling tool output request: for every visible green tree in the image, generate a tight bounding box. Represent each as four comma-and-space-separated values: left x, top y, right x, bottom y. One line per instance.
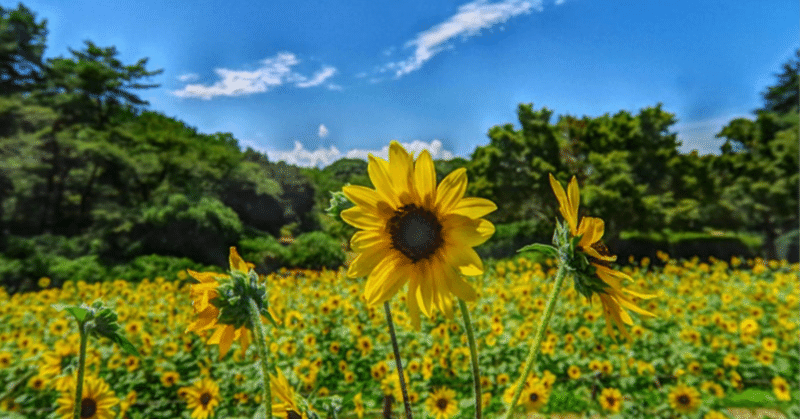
761, 49, 799, 114
0, 3, 47, 94
467, 103, 564, 223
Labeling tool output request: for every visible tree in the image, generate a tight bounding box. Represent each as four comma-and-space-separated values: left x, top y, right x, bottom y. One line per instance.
762, 49, 799, 114
0, 3, 47, 94
41, 40, 163, 127
467, 103, 564, 223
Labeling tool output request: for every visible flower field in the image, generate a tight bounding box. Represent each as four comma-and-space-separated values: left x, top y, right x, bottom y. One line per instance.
0, 254, 797, 419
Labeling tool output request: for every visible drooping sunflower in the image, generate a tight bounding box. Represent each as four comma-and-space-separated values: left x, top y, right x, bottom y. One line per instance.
341, 140, 496, 328
549, 174, 656, 340
667, 383, 701, 414
426, 386, 459, 419
271, 367, 308, 419
184, 247, 267, 358
55, 376, 119, 419
182, 377, 220, 419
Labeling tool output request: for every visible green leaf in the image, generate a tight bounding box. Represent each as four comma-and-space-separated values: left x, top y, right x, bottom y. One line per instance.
63, 306, 91, 323
517, 243, 558, 258
111, 333, 140, 357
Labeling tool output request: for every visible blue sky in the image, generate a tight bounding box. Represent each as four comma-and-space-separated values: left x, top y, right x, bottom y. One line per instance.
11, 0, 798, 167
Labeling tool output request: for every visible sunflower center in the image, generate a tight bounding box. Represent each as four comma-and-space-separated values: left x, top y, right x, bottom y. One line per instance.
529, 392, 539, 402
287, 411, 302, 419
200, 392, 212, 406
388, 204, 442, 262
80, 398, 97, 418
436, 398, 449, 410
606, 396, 616, 406
677, 395, 690, 405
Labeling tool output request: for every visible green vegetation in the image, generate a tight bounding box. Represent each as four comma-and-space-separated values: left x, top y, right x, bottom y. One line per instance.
1, 3, 797, 294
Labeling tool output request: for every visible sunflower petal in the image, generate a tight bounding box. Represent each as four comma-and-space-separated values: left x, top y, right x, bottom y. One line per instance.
388, 141, 415, 204
347, 246, 390, 278
229, 247, 249, 274
446, 271, 478, 301
406, 279, 422, 331
364, 254, 406, 305
217, 325, 235, 358
450, 197, 497, 219
368, 154, 401, 208
444, 215, 495, 247
340, 206, 384, 230
342, 185, 380, 211
435, 168, 467, 214
567, 176, 580, 229
414, 150, 437, 208
350, 230, 388, 252
449, 245, 484, 276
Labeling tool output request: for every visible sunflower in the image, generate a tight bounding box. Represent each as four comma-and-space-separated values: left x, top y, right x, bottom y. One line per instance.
353, 392, 365, 419
549, 174, 656, 340
182, 377, 220, 419
426, 387, 459, 419
520, 381, 550, 412
772, 376, 791, 401
668, 383, 701, 414
567, 365, 581, 380
599, 387, 623, 413
161, 371, 180, 387
340, 140, 496, 328
184, 247, 260, 359
55, 376, 119, 419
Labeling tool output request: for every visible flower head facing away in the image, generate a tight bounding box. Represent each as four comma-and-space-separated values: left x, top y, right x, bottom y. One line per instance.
549, 174, 656, 341
341, 141, 496, 329
185, 247, 280, 358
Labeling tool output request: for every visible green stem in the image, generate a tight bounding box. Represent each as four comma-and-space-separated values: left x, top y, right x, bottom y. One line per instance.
383, 302, 413, 419
73, 322, 88, 419
501, 262, 568, 419
247, 297, 273, 419
458, 298, 482, 419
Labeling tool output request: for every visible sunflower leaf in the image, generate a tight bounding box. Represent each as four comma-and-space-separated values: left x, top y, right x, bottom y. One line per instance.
111, 332, 140, 357
517, 243, 558, 258
60, 306, 91, 323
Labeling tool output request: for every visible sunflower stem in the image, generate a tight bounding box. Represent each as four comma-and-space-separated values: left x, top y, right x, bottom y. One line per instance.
383, 301, 413, 419
458, 298, 482, 419
502, 262, 568, 419
247, 297, 272, 419
73, 321, 88, 419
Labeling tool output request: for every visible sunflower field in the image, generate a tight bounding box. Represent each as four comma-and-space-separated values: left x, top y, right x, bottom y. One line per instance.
0, 253, 797, 419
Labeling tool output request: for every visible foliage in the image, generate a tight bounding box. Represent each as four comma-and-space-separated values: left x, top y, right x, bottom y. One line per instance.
285, 231, 346, 270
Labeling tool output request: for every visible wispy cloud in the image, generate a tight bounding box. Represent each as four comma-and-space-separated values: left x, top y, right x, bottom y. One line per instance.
177, 72, 199, 82
296, 66, 337, 88
318, 124, 329, 138
383, 0, 540, 78
248, 139, 457, 168
171, 53, 338, 99
674, 114, 750, 155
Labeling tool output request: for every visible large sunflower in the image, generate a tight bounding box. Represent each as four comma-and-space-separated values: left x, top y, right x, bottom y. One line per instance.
426, 386, 459, 419
341, 141, 496, 328
55, 376, 119, 419
549, 174, 656, 340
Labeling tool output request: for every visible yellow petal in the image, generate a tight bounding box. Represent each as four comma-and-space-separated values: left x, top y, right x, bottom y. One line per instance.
406, 279, 422, 331
445, 271, 478, 301
229, 247, 249, 274
413, 150, 437, 209
368, 154, 401, 208
350, 230, 388, 253
347, 245, 391, 278
217, 325, 235, 358
342, 185, 380, 211
449, 197, 497, 219
567, 176, 580, 231
187, 269, 220, 284
549, 173, 578, 234
388, 141, 415, 203
447, 245, 484, 276
185, 306, 219, 333
577, 217, 604, 248
416, 259, 435, 317
207, 325, 226, 344
340, 207, 384, 230
443, 215, 495, 248
435, 168, 467, 214
364, 254, 406, 305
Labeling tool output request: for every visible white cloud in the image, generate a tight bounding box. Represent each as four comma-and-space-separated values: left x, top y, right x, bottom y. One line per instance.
177, 72, 199, 82
295, 66, 337, 88
248, 139, 457, 168
171, 53, 337, 99
384, 0, 540, 78
318, 124, 329, 138
674, 114, 750, 155
554, 0, 566, 4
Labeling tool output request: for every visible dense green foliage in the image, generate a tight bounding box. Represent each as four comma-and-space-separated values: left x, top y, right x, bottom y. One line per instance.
0, 3, 796, 294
